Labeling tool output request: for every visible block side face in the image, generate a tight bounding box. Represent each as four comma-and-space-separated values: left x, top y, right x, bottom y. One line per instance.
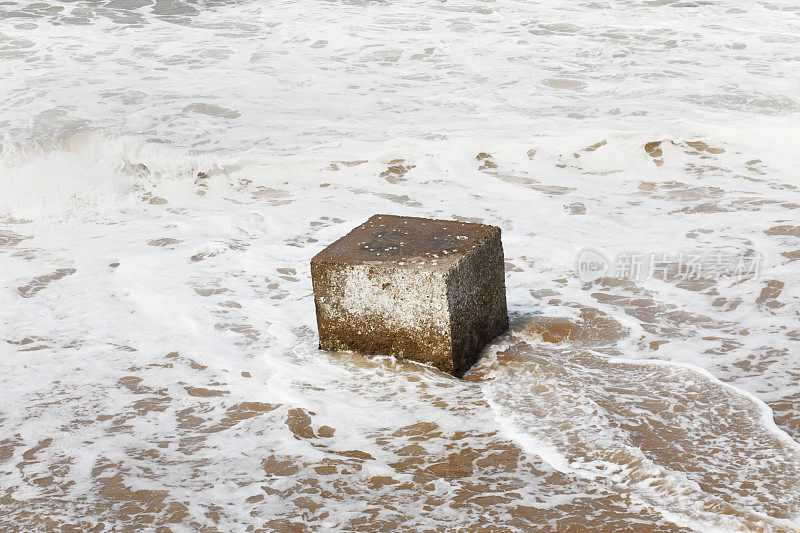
313, 262, 455, 373
313, 214, 500, 266
310, 260, 332, 348
446, 231, 508, 377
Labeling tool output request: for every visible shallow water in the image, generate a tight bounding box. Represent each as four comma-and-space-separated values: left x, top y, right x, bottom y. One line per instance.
2, 0, 800, 530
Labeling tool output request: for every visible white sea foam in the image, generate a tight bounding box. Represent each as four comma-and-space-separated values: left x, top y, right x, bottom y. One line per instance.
2, 0, 800, 529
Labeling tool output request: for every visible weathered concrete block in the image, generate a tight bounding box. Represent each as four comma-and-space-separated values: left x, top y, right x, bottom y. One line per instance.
311, 214, 508, 377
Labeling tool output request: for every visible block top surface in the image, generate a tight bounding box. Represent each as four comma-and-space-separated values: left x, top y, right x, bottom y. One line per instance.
312, 214, 499, 267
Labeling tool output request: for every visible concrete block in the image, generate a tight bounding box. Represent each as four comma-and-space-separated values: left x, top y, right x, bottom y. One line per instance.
311, 214, 508, 377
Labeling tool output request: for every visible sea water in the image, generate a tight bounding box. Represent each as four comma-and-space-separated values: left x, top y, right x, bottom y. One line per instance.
1, 0, 800, 530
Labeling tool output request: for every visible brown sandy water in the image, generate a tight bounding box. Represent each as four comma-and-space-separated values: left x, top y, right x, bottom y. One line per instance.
2, 313, 799, 531
0, 331, 695, 532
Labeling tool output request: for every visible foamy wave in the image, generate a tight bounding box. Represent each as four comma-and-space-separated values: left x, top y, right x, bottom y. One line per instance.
0, 133, 224, 221
480, 335, 800, 530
